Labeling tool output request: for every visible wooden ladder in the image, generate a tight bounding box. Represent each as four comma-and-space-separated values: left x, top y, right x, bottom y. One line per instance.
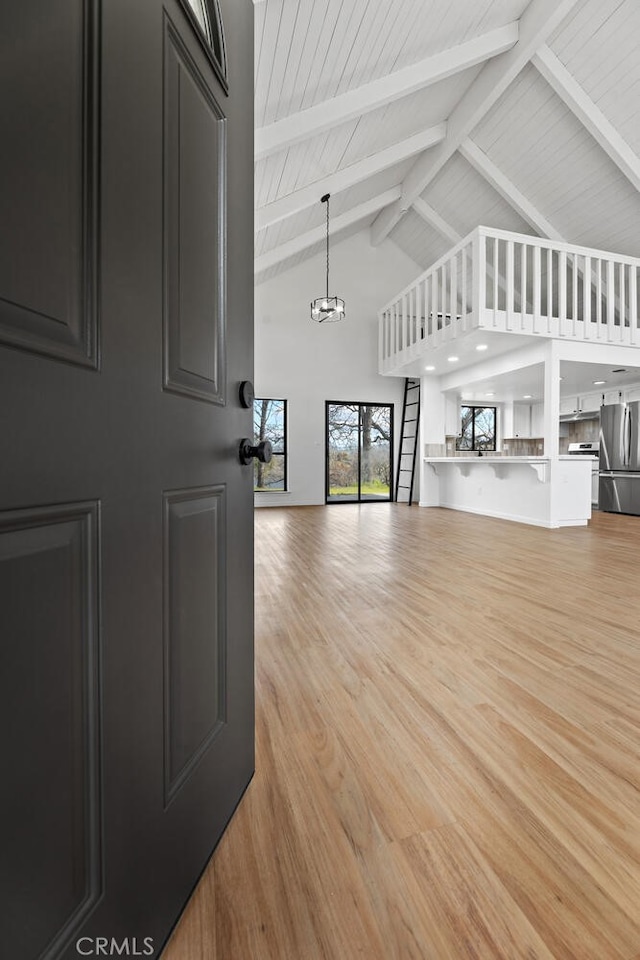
395, 378, 420, 504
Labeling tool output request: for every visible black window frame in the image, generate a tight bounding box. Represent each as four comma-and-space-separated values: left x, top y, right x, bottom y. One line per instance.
457, 405, 497, 452
177, 0, 228, 94
325, 401, 394, 504
253, 398, 288, 493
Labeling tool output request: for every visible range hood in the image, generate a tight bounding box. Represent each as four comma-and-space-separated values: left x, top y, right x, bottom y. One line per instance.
559, 409, 601, 422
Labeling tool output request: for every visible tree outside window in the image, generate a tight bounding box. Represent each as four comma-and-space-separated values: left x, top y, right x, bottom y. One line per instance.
253, 399, 287, 491
457, 406, 496, 451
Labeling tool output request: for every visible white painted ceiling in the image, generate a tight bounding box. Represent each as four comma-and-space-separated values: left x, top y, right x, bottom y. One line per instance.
254, 0, 640, 299
458, 359, 640, 403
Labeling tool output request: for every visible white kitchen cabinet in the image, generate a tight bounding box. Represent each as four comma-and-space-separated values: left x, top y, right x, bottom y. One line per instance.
559, 395, 578, 415
513, 403, 530, 437
624, 386, 640, 403
578, 391, 604, 413
444, 394, 460, 436
511, 402, 544, 438
603, 389, 622, 405
560, 392, 604, 415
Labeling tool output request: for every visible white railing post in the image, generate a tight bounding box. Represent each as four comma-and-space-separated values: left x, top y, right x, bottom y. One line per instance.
492, 237, 499, 326
520, 241, 527, 327
533, 245, 541, 331
571, 255, 579, 338
619, 262, 626, 341
506, 239, 514, 331
546, 248, 553, 335
607, 259, 615, 340
461, 243, 468, 330
596, 259, 603, 337
583, 256, 591, 338
475, 230, 487, 326
558, 250, 567, 334
451, 251, 458, 331
630, 266, 638, 346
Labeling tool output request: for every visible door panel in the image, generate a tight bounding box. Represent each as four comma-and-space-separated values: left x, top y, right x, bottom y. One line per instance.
0, 1, 254, 957
599, 403, 626, 471
628, 401, 640, 471
326, 403, 359, 502
599, 474, 640, 515
0, 504, 101, 960
360, 405, 392, 502
164, 19, 226, 403
0, 0, 98, 365
164, 486, 227, 803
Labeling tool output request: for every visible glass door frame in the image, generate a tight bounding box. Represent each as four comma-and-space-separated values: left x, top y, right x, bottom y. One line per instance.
324, 401, 394, 504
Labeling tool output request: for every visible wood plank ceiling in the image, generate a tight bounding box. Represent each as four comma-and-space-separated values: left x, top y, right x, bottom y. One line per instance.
254, 0, 640, 285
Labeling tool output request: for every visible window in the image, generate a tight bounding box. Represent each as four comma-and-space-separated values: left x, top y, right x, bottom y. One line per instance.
253, 399, 287, 492
457, 406, 496, 451
180, 0, 227, 89
326, 402, 393, 503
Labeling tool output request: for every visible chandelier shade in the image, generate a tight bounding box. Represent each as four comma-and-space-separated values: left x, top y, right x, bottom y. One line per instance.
311, 193, 345, 323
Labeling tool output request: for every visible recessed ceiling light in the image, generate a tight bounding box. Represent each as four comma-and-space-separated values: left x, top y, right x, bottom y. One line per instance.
425, 365, 435, 371
612, 368, 627, 373
523, 394, 532, 399
593, 380, 606, 385
476, 344, 488, 351
485, 391, 495, 396
448, 356, 459, 362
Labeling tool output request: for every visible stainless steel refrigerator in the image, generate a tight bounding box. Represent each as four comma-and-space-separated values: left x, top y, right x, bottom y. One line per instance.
599, 401, 640, 514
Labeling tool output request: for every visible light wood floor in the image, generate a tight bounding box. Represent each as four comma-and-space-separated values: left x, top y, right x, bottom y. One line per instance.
163, 505, 640, 960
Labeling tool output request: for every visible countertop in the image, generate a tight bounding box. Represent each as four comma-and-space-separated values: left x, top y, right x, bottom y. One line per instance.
423, 455, 597, 462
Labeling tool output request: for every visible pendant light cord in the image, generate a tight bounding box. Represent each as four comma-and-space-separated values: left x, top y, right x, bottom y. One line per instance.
322, 193, 330, 300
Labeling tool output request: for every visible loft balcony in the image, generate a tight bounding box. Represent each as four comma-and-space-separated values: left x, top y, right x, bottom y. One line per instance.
378, 226, 640, 378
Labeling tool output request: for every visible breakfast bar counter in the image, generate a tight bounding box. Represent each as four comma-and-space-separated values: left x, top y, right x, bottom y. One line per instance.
420, 456, 594, 528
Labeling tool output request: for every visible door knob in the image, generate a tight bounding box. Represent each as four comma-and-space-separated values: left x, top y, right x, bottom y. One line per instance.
239, 438, 272, 465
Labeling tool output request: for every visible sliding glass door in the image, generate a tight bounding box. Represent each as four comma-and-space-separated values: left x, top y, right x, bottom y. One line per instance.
326, 402, 393, 503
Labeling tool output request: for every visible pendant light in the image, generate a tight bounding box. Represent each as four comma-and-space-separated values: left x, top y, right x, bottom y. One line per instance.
310, 193, 345, 322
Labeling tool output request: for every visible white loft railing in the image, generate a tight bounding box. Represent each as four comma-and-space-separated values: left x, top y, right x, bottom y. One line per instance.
379, 226, 640, 374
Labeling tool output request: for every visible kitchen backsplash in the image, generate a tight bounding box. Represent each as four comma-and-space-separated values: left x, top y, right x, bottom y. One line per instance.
424, 418, 598, 458
558, 418, 599, 454
502, 438, 544, 456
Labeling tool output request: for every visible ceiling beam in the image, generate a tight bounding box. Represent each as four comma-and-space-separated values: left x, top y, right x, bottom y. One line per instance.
254, 188, 402, 275
412, 198, 461, 245
256, 124, 446, 231
370, 0, 582, 245
412, 198, 515, 303
458, 139, 561, 239
254, 23, 519, 161
533, 45, 640, 195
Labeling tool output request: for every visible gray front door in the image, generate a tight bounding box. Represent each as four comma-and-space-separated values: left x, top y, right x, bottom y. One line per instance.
0, 2, 254, 957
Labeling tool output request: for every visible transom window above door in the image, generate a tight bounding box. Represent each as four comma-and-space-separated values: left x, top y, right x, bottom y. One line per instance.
180, 0, 227, 88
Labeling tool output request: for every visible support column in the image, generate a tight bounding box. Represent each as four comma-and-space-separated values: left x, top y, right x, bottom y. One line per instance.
543, 340, 560, 457
420, 375, 446, 445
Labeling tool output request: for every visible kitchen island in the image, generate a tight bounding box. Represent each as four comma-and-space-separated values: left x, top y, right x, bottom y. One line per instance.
420, 456, 594, 528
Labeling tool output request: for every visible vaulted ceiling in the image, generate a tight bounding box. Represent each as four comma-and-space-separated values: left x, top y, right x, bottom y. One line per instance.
253, 0, 640, 291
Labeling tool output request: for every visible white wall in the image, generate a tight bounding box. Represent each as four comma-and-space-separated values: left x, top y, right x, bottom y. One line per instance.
254, 229, 419, 506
